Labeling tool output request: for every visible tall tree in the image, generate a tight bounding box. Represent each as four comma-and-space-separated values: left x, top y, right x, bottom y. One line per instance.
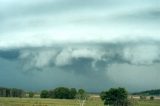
76, 89, 88, 106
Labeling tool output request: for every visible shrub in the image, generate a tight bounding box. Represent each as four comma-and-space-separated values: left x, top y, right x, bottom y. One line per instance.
150, 96, 154, 100
140, 95, 146, 100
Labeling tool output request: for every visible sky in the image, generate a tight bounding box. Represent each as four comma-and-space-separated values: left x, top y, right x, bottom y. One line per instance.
0, 0, 160, 92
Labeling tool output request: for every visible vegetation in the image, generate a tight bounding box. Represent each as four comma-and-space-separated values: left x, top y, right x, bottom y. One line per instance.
0, 97, 160, 106
1, 86, 160, 106
0, 96, 104, 106
51, 87, 71, 99
77, 89, 87, 100
0, 87, 24, 97
133, 89, 160, 96
140, 95, 146, 100
76, 89, 88, 106
100, 87, 130, 106
40, 87, 83, 99
150, 96, 154, 100
29, 92, 34, 98
40, 90, 49, 98
70, 88, 77, 99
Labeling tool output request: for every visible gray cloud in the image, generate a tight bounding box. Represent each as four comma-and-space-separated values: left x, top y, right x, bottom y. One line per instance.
0, 0, 160, 91
114, 8, 160, 23
0, 49, 19, 60
1, 0, 160, 43
12, 42, 159, 73
107, 63, 160, 92
0, 42, 155, 91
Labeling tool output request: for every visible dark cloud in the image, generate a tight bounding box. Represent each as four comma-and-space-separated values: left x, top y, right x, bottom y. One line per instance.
0, 0, 160, 91
0, 49, 19, 60
0, 42, 160, 91
14, 42, 159, 73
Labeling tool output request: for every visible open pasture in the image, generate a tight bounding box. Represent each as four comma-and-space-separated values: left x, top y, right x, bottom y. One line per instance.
0, 97, 160, 106
0, 97, 103, 106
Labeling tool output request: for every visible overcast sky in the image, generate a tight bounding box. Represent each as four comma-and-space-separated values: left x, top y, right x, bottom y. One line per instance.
0, 0, 160, 92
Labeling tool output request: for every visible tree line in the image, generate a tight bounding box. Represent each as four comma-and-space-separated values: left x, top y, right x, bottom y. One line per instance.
0, 87, 25, 97
0, 86, 143, 106
132, 89, 160, 96
40, 87, 86, 99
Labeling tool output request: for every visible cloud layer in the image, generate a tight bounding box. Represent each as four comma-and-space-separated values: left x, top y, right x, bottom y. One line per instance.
0, 0, 160, 91
15, 42, 160, 72
0, 0, 160, 49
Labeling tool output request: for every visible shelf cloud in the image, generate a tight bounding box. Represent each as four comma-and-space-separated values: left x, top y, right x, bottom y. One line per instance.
0, 0, 160, 91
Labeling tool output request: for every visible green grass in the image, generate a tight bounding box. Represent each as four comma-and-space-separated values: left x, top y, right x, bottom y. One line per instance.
0, 97, 160, 106
135, 100, 160, 106
0, 97, 103, 106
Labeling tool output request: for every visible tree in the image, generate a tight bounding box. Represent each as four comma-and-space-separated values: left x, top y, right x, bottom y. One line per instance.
40, 90, 49, 98
70, 88, 77, 99
29, 92, 34, 98
48, 90, 55, 98
78, 89, 85, 95
76, 89, 88, 106
52, 87, 71, 99
101, 88, 128, 106
100, 91, 106, 100
0, 87, 25, 97
42, 87, 79, 99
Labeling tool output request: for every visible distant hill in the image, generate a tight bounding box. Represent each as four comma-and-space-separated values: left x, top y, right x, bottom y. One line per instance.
132, 89, 160, 96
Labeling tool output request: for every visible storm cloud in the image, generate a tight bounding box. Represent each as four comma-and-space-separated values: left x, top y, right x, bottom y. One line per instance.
0, 0, 160, 92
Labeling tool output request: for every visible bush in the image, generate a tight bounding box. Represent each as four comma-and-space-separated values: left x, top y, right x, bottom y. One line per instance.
140, 95, 146, 100
150, 96, 154, 100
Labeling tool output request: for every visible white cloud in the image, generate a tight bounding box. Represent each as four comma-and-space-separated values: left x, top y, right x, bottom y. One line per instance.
19, 49, 57, 69
19, 47, 106, 69
72, 48, 104, 60
17, 43, 160, 72
55, 48, 73, 66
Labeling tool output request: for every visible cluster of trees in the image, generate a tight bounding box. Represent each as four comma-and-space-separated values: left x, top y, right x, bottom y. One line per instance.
100, 88, 130, 106
0, 87, 25, 97
40, 87, 86, 99
133, 89, 160, 96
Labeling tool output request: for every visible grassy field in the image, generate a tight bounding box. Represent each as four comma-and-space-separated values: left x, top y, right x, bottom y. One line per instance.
0, 97, 104, 106
135, 100, 160, 106
0, 97, 160, 106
